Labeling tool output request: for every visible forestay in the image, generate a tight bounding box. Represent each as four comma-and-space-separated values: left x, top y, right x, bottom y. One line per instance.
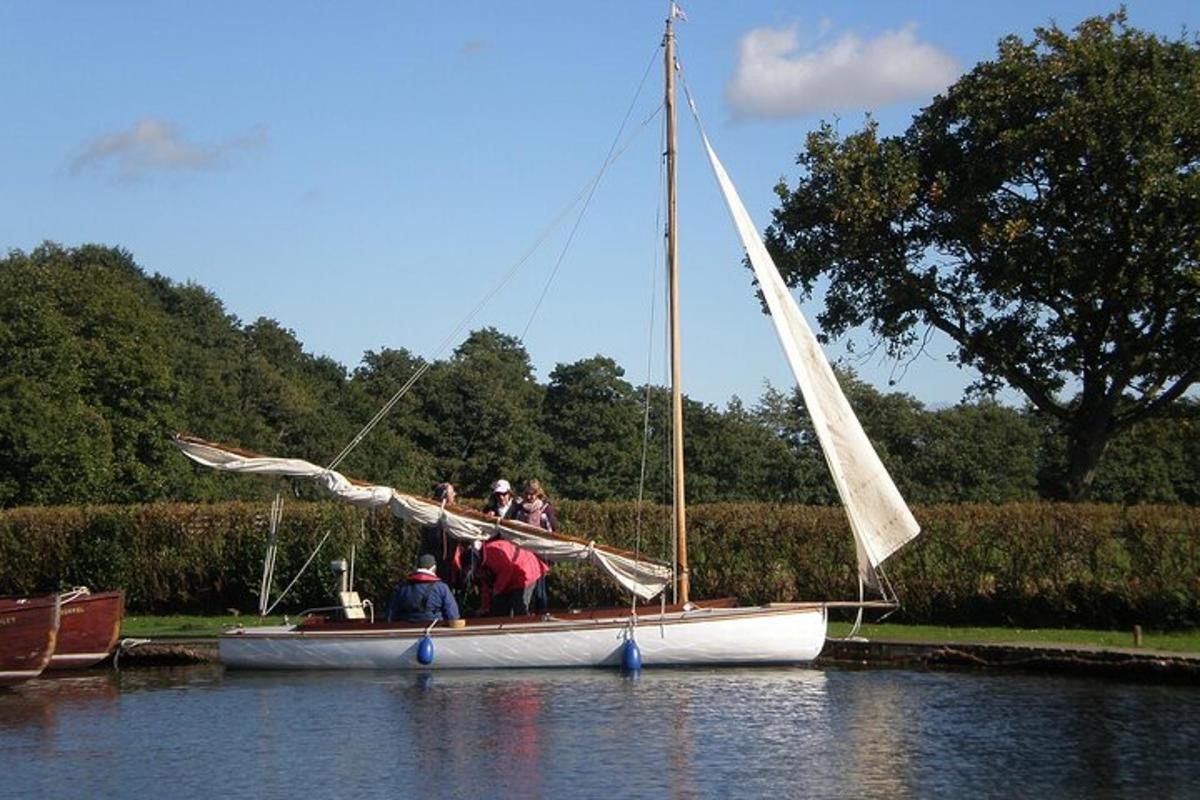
174, 435, 673, 600
696, 130, 921, 588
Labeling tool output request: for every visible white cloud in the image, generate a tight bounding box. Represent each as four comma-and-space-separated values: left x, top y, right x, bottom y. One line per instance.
69, 119, 266, 180
726, 23, 960, 119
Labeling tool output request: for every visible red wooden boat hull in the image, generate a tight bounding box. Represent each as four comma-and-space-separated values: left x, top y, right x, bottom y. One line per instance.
0, 594, 60, 687
47, 589, 125, 670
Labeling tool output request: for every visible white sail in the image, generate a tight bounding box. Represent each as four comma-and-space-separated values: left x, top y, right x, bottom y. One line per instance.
174, 436, 673, 600
696, 131, 920, 586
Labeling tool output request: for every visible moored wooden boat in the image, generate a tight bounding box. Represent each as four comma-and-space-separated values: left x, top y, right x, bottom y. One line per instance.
0, 594, 61, 687
47, 589, 125, 670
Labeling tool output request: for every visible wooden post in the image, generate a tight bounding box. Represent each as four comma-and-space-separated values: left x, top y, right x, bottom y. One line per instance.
1133, 625, 1143, 647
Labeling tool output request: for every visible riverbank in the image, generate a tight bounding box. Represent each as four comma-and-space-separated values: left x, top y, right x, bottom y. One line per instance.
825, 621, 1200, 652
818, 638, 1200, 684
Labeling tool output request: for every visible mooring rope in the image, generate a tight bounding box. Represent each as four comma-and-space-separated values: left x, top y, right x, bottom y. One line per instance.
114, 638, 152, 670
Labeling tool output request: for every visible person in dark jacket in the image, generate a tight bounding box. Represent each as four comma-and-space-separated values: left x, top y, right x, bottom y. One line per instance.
419, 482, 459, 584
386, 553, 461, 623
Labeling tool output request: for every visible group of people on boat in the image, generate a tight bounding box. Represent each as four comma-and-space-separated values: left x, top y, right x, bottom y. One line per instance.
386, 478, 557, 624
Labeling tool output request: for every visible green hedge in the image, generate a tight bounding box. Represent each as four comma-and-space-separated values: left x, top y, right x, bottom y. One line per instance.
1, 501, 1197, 629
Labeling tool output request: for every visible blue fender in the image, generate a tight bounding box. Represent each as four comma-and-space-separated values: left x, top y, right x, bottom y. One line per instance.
621, 637, 642, 672
417, 635, 435, 665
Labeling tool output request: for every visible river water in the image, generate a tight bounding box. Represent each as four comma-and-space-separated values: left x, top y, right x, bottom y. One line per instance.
1, 665, 1197, 799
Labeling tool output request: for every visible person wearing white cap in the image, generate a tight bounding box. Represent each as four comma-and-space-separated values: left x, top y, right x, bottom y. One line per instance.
482, 478, 517, 520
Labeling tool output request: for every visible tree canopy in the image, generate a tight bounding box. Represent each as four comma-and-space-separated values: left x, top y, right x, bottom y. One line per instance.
763, 11, 1200, 499
1, 242, 1196, 509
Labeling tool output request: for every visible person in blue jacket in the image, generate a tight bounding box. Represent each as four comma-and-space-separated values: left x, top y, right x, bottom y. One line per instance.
386, 553, 461, 623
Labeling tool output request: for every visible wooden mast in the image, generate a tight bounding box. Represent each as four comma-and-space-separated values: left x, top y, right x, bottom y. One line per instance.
664, 12, 689, 604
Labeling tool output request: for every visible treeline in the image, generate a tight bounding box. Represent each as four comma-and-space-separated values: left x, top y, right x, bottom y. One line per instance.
2, 501, 1197, 629
1, 242, 1197, 508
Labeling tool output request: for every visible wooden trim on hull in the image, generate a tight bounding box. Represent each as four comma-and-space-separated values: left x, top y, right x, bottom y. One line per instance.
219, 603, 828, 670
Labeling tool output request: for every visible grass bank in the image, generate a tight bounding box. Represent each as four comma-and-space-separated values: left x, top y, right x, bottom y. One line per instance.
826, 622, 1200, 653
122, 615, 287, 638
120, 615, 1200, 654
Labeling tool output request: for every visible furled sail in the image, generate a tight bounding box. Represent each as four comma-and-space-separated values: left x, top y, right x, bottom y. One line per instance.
174, 435, 672, 600
696, 132, 920, 587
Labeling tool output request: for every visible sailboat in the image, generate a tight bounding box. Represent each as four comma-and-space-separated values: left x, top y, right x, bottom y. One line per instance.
174, 10, 919, 670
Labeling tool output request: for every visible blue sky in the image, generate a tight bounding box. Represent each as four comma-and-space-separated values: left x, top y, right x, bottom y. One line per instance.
2, 2, 1195, 409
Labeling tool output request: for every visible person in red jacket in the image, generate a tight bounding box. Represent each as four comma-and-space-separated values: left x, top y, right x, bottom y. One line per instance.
474, 536, 549, 616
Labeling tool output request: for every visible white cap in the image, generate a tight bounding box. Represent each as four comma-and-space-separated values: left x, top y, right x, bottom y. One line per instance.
491, 479, 512, 494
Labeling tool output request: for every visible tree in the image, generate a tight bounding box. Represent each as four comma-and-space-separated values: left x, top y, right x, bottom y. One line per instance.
31, 244, 191, 502
1040, 398, 1200, 504
238, 317, 354, 465
755, 370, 926, 503
682, 396, 797, 503
0, 248, 114, 505
542, 356, 642, 500
763, 12, 1200, 499
344, 347, 439, 492
0, 242, 372, 504
752, 385, 836, 504
913, 403, 1040, 503
420, 328, 547, 495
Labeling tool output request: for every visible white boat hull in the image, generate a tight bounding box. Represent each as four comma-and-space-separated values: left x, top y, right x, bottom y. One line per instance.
219, 604, 827, 670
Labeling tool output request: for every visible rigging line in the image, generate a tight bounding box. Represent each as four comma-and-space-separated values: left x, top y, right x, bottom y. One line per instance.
324, 122, 653, 473
518, 44, 666, 341
326, 51, 666, 474
264, 529, 333, 617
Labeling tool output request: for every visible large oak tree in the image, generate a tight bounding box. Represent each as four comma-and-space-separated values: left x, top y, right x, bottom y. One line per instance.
763, 12, 1200, 499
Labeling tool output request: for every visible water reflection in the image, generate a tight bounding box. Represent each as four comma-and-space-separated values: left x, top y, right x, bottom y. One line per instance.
2, 666, 1198, 800
0, 672, 120, 734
